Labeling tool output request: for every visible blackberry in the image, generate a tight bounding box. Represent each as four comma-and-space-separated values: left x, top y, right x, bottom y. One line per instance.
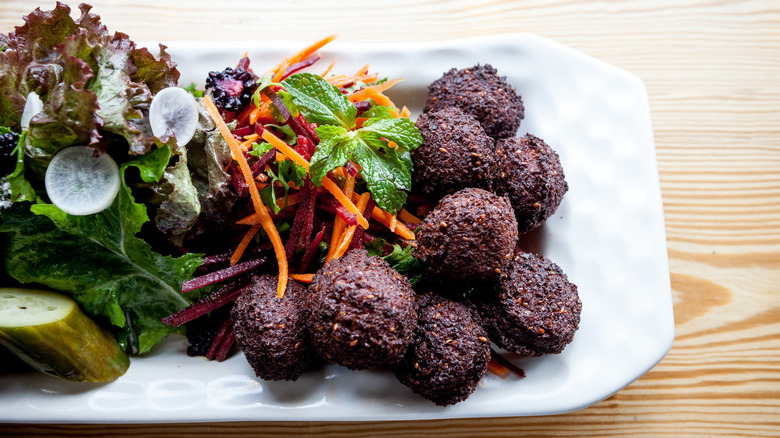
205, 67, 257, 112
185, 306, 231, 357
1, 132, 20, 176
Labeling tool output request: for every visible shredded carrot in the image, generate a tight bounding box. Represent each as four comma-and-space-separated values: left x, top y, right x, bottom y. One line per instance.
263, 128, 369, 231
261, 130, 310, 171
236, 192, 302, 225
320, 57, 337, 77
291, 34, 336, 65
355, 64, 370, 76
230, 224, 261, 266
487, 360, 509, 377
400, 106, 411, 118
356, 88, 398, 111
370, 205, 415, 239
202, 96, 288, 297
326, 73, 378, 88
322, 177, 369, 229
240, 137, 256, 151
325, 174, 356, 263
389, 214, 398, 233
289, 273, 314, 284
333, 192, 371, 259
348, 78, 402, 103
271, 34, 336, 82
398, 208, 422, 224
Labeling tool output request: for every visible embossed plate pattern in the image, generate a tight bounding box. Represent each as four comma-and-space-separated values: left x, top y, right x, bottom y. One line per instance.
0, 34, 673, 422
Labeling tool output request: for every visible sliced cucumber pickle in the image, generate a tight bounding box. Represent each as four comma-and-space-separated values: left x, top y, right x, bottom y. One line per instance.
0, 288, 129, 382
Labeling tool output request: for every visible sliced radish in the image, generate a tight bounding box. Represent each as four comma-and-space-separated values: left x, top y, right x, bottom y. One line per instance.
45, 146, 120, 216
149, 87, 199, 147
20, 91, 43, 131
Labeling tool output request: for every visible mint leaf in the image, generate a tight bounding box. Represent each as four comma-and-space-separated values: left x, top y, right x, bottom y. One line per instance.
359, 117, 422, 152
281, 73, 356, 129
309, 125, 352, 184
352, 140, 411, 213
360, 103, 394, 120
311, 124, 410, 213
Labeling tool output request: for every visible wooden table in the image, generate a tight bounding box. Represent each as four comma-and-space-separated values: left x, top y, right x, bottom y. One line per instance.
2, 0, 778, 436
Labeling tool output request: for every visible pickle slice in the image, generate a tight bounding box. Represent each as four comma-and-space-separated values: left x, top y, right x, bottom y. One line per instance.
0, 288, 129, 382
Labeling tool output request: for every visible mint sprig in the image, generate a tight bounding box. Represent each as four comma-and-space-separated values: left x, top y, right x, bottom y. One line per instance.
281, 73, 422, 214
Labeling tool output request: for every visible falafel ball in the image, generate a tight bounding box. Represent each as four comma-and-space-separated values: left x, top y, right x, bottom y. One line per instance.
478, 252, 581, 356
394, 293, 491, 406
415, 188, 518, 288
492, 134, 568, 233
412, 107, 496, 197
424, 64, 524, 140
231, 275, 318, 381
307, 248, 417, 370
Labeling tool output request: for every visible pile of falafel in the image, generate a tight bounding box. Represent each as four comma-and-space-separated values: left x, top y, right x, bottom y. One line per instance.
231, 64, 582, 406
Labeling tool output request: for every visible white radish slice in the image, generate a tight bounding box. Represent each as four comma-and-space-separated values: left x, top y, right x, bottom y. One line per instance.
45, 146, 120, 216
20, 91, 43, 131
149, 87, 199, 147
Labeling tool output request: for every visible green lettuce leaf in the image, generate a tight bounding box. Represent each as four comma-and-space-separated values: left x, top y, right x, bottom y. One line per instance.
0, 3, 180, 165
1, 145, 202, 354
154, 152, 201, 247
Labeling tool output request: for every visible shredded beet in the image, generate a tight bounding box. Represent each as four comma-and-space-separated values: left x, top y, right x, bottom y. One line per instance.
263, 88, 317, 145
348, 198, 375, 251
201, 243, 273, 269
228, 163, 249, 198
296, 114, 320, 142
317, 197, 358, 226
236, 56, 251, 71
207, 316, 234, 360
182, 256, 268, 293
296, 135, 315, 160
344, 161, 360, 177
251, 147, 276, 175
280, 54, 321, 80
232, 125, 253, 138
162, 280, 248, 327
201, 252, 232, 267
285, 181, 317, 261
354, 100, 371, 115
298, 227, 327, 273
490, 349, 526, 378
215, 329, 235, 362
298, 182, 317, 259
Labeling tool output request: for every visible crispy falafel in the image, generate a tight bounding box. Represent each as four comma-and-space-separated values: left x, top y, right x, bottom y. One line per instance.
492, 134, 568, 233
415, 188, 518, 288
478, 252, 581, 356
307, 249, 417, 370
394, 293, 491, 406
424, 64, 524, 140
412, 107, 496, 197
231, 275, 318, 381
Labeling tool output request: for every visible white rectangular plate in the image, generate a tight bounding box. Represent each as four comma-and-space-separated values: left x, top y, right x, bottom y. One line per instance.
0, 33, 674, 422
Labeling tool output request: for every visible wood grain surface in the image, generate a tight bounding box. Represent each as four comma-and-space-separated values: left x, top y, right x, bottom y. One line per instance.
2, 0, 779, 436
